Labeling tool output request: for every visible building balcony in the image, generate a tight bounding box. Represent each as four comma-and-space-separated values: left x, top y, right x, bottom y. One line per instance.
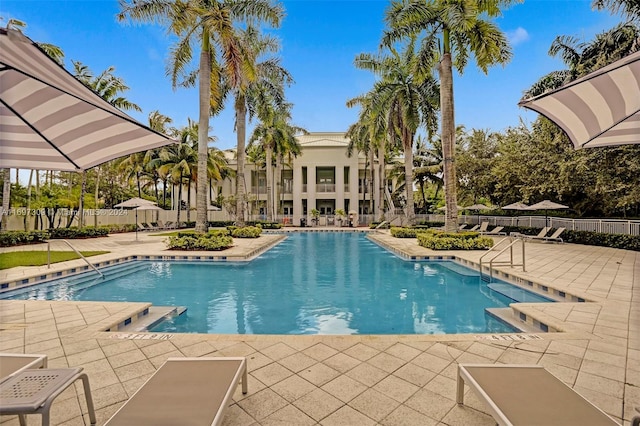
317, 184, 336, 193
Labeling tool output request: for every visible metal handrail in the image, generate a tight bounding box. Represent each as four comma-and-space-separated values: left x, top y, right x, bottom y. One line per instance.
479, 237, 526, 282
47, 239, 104, 278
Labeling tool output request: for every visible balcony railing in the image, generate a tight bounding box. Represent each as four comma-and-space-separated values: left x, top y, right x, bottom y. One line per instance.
316, 183, 336, 193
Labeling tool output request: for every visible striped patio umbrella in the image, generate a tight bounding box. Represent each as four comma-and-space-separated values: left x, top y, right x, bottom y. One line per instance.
0, 28, 175, 171
519, 50, 640, 149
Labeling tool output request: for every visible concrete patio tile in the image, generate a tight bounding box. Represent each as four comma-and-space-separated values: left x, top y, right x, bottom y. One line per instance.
106, 347, 145, 368
538, 360, 579, 385
139, 340, 178, 358
427, 342, 468, 360
384, 342, 422, 361
322, 336, 359, 352
405, 389, 457, 421
573, 386, 623, 419
113, 359, 155, 382
345, 362, 388, 387
120, 374, 152, 397
380, 404, 438, 426
323, 352, 361, 373
219, 342, 258, 357
262, 404, 316, 426
394, 362, 437, 387
373, 374, 420, 403
581, 358, 626, 382
583, 348, 626, 366
367, 352, 405, 373
244, 351, 274, 371
298, 362, 340, 386
237, 388, 288, 421
252, 362, 294, 387
292, 388, 343, 421
90, 382, 129, 410
348, 388, 400, 422
270, 374, 317, 402
321, 374, 368, 403
412, 351, 453, 374
441, 404, 496, 426
65, 347, 106, 367
303, 343, 339, 361
575, 371, 624, 398
148, 349, 184, 368
178, 340, 217, 357
343, 343, 380, 361
260, 342, 298, 361
278, 352, 317, 373
466, 342, 508, 361
220, 404, 258, 426
98, 339, 138, 357
320, 405, 376, 426
423, 374, 457, 401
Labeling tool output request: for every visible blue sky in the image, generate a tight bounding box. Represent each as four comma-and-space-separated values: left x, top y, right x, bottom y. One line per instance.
1, 0, 624, 151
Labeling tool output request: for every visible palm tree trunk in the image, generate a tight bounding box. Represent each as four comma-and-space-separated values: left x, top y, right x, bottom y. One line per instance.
275, 155, 282, 217
265, 147, 273, 222
187, 178, 192, 223
1, 168, 11, 231
440, 49, 458, 232
176, 176, 183, 225
94, 166, 101, 227
235, 95, 247, 226
378, 143, 386, 221
403, 129, 415, 223
79, 171, 86, 228
369, 149, 374, 215
195, 35, 211, 233
25, 170, 34, 231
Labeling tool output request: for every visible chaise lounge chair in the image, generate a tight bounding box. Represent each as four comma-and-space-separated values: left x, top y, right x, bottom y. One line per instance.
105, 357, 248, 426
0, 352, 48, 380
542, 227, 566, 243
510, 226, 550, 240
481, 226, 506, 236
456, 364, 620, 426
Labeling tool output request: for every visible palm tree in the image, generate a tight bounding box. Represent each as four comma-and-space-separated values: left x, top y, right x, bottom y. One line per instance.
352, 39, 440, 223
249, 103, 305, 221
233, 26, 292, 226
119, 0, 283, 233
384, 0, 517, 231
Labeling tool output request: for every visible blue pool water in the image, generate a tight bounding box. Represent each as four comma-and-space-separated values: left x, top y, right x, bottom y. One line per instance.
1, 232, 552, 334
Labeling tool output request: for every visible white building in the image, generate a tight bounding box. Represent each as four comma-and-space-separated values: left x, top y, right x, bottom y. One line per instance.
211, 132, 396, 225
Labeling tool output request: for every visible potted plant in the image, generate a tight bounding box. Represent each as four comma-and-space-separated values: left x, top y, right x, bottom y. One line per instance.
310, 209, 320, 226
335, 209, 346, 226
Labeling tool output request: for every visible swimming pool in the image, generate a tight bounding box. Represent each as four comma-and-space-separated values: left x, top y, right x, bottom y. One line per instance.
2, 232, 552, 334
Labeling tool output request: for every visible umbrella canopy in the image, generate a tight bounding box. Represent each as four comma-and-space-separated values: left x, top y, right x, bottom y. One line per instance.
518, 50, 640, 149
436, 205, 466, 211
528, 200, 569, 227
464, 204, 495, 211
501, 202, 532, 210
134, 204, 163, 211
114, 198, 157, 208
0, 28, 175, 171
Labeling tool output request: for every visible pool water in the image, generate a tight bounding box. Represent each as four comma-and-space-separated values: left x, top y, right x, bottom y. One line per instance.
2, 232, 552, 334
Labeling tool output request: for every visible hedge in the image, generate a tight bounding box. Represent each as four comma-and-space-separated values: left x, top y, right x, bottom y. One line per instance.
208, 221, 235, 228
166, 233, 233, 251
390, 227, 431, 238
48, 226, 109, 239
231, 226, 262, 238
246, 221, 282, 229
0, 230, 50, 247
417, 232, 494, 250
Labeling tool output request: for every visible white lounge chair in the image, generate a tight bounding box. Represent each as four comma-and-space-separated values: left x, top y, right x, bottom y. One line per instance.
542, 227, 566, 243
105, 357, 248, 426
511, 226, 550, 240
468, 224, 480, 231
481, 226, 506, 236
0, 353, 47, 380
456, 364, 619, 426
478, 222, 489, 233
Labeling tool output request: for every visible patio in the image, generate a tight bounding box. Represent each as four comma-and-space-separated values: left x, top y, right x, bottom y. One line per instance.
0, 230, 638, 425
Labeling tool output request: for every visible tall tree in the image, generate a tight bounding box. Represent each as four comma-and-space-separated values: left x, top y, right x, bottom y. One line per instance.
119, 0, 283, 233
384, 0, 517, 231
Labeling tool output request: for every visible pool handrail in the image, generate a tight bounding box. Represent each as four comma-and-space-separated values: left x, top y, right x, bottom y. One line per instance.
47, 239, 104, 279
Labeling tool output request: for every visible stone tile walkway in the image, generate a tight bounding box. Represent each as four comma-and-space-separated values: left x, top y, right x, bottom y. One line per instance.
0, 229, 638, 425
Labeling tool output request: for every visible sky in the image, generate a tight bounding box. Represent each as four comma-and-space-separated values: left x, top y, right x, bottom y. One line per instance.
1, 0, 624, 152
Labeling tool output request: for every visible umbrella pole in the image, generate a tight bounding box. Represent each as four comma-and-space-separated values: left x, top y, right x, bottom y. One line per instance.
135, 210, 138, 241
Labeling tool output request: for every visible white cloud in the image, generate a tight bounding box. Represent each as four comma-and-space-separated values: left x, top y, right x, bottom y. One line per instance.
507, 27, 530, 46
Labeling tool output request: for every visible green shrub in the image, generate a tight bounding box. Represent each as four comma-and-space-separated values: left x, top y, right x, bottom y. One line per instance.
390, 227, 431, 238
208, 229, 231, 237
246, 221, 281, 229
167, 234, 233, 251
48, 227, 109, 239
231, 226, 262, 238
414, 221, 445, 228
0, 230, 50, 247
208, 221, 235, 228
417, 232, 493, 250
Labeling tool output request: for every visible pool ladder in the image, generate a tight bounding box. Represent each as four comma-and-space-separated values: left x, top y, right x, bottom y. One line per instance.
479, 237, 526, 283
47, 239, 104, 278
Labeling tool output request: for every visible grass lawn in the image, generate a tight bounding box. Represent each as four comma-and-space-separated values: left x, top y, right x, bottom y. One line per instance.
149, 231, 187, 237
0, 251, 110, 270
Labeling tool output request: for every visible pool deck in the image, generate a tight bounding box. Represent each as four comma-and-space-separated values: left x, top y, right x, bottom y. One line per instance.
0, 229, 638, 425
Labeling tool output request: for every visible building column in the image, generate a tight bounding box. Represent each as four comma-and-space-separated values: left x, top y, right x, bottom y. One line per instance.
336, 166, 345, 212
308, 166, 317, 216
349, 165, 358, 216
293, 165, 303, 225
